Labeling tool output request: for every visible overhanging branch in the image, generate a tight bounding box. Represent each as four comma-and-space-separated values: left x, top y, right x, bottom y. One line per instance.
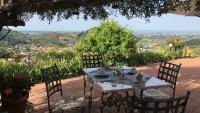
0, 26, 11, 41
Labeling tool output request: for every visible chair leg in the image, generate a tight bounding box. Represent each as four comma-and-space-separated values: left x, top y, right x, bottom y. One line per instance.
140, 90, 144, 99
84, 81, 86, 96
101, 93, 105, 104
81, 108, 85, 113
100, 105, 104, 113
90, 82, 94, 107
172, 89, 176, 98
47, 100, 52, 113
83, 75, 86, 96
126, 91, 137, 113
88, 97, 91, 113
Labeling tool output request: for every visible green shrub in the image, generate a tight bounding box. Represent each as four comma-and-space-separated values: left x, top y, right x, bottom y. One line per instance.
36, 49, 75, 60
76, 20, 137, 64
0, 48, 82, 83
0, 46, 176, 83
127, 50, 175, 66
0, 60, 32, 81
167, 38, 185, 58
31, 49, 81, 82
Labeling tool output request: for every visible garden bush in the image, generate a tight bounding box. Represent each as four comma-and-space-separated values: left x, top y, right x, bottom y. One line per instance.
0, 47, 176, 83
31, 49, 81, 83
29, 58, 82, 83
36, 49, 75, 60
76, 20, 137, 64
167, 38, 185, 58
0, 48, 82, 83
127, 50, 175, 66
0, 60, 32, 81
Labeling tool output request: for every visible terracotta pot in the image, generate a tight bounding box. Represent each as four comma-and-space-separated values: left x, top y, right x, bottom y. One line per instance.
2, 93, 29, 113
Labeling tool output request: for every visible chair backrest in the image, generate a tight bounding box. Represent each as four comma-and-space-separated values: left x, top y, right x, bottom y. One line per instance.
41, 64, 63, 98
158, 61, 181, 89
136, 91, 190, 113
81, 53, 104, 68
41, 64, 63, 113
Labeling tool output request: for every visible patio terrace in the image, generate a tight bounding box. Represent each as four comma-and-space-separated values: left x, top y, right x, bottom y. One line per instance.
29, 57, 200, 113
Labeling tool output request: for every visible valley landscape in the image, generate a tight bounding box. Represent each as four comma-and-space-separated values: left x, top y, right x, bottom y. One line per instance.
1, 29, 199, 57
0, 25, 199, 83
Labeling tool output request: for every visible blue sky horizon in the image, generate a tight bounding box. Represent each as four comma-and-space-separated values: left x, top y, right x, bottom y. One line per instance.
9, 13, 200, 32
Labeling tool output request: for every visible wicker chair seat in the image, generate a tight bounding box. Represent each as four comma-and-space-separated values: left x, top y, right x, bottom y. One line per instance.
134, 87, 170, 99
142, 89, 170, 99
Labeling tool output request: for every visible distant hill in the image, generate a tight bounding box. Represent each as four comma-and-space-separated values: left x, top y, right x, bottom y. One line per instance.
186, 39, 200, 45
0, 29, 27, 46
0, 29, 82, 47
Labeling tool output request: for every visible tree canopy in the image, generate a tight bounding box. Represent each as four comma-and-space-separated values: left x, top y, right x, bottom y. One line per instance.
0, 0, 196, 27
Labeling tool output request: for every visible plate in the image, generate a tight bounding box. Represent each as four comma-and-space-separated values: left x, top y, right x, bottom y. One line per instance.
95, 74, 109, 78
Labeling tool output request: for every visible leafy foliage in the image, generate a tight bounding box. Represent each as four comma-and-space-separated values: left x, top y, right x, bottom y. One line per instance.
127, 50, 175, 66
0, 73, 33, 99
0, 0, 193, 25
32, 49, 81, 82
167, 38, 185, 51
0, 61, 32, 81
167, 38, 186, 57
76, 21, 137, 64
0, 48, 82, 83
36, 49, 75, 60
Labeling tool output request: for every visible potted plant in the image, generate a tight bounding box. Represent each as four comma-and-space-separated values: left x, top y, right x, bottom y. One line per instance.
0, 72, 34, 113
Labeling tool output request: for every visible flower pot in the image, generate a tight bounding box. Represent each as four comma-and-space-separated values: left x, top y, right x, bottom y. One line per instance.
2, 93, 29, 113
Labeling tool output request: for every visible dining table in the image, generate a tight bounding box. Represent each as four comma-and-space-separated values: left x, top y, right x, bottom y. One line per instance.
83, 66, 171, 113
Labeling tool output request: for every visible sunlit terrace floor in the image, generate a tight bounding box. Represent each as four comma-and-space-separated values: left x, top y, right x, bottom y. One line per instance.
29, 58, 200, 113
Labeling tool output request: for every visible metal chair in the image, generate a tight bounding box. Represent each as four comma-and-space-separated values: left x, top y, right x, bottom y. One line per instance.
81, 53, 104, 93
81, 53, 104, 68
81, 53, 105, 106
41, 64, 90, 113
135, 91, 190, 113
136, 61, 181, 99
81, 53, 104, 92
157, 61, 181, 97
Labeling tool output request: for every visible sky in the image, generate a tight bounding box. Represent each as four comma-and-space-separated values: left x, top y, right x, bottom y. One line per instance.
9, 13, 200, 32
